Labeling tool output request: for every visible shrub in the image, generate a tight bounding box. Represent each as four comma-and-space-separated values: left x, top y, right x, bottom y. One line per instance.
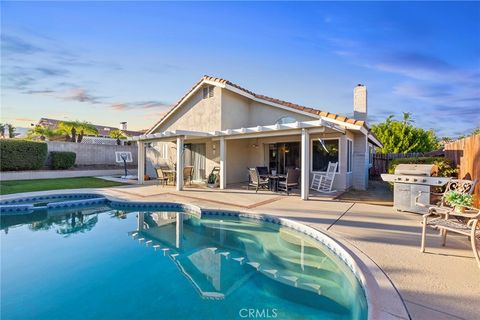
50, 151, 76, 169
388, 157, 457, 177
0, 140, 48, 171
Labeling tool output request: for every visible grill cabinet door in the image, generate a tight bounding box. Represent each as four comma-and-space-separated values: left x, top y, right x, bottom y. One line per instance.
410, 184, 430, 214
394, 183, 411, 211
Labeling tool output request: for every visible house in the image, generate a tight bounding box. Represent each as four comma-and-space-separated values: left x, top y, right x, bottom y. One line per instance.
37, 118, 143, 144
132, 75, 382, 200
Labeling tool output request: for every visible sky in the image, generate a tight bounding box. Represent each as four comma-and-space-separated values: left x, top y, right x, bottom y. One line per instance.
1, 1, 479, 137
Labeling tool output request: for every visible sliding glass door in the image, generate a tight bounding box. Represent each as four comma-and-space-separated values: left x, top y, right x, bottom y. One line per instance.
268, 142, 300, 174
184, 143, 206, 181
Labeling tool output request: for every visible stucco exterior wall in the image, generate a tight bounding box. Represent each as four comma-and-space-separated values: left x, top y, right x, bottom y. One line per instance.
152, 86, 222, 133
225, 139, 251, 184
221, 89, 317, 129
352, 132, 369, 190
221, 90, 251, 130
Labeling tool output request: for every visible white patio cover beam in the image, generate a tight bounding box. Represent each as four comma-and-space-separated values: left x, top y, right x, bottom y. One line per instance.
176, 136, 184, 191
130, 119, 347, 142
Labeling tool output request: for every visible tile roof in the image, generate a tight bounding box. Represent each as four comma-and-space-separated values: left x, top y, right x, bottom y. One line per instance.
148, 75, 368, 133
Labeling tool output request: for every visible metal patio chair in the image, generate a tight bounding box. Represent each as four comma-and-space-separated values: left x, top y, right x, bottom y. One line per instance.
278, 168, 300, 195
247, 168, 269, 193
421, 205, 480, 269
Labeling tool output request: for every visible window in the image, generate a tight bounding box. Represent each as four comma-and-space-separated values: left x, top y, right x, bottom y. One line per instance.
347, 140, 353, 172
312, 139, 339, 172
202, 86, 214, 99
276, 116, 296, 124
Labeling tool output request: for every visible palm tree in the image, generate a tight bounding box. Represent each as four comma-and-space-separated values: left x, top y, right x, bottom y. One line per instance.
76, 121, 98, 143
402, 112, 414, 125
109, 129, 127, 145
57, 121, 76, 142
7, 124, 15, 138
28, 126, 56, 141
0, 123, 5, 138
56, 121, 98, 143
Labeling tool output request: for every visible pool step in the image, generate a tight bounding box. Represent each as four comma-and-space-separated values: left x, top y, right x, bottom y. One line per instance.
133, 232, 348, 305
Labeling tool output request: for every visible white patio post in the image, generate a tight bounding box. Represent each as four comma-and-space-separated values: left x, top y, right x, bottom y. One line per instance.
176, 213, 183, 248
219, 137, 227, 189
176, 136, 184, 191
137, 141, 145, 185
137, 212, 145, 231
301, 128, 310, 200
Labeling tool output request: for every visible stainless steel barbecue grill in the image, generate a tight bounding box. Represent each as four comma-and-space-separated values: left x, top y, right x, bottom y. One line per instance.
381, 164, 451, 214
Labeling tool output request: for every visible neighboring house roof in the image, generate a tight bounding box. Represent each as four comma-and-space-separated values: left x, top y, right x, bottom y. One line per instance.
38, 118, 143, 137
148, 75, 367, 135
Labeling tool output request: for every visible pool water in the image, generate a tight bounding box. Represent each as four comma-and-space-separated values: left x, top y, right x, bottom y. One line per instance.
1, 205, 367, 320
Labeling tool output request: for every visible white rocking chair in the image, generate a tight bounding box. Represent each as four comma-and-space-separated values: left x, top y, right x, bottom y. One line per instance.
311, 162, 338, 193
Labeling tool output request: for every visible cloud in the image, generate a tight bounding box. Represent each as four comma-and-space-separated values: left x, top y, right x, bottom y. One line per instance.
25, 87, 104, 104
24, 89, 56, 95
110, 101, 171, 111
63, 88, 103, 104
1, 34, 43, 55
370, 52, 477, 84
15, 117, 36, 122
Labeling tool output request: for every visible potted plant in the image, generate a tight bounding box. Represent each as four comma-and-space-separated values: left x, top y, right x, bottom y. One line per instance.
444, 191, 474, 213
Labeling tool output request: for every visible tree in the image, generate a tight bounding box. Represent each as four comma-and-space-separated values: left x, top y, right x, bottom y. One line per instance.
109, 129, 127, 145
76, 121, 98, 143
0, 124, 5, 138
7, 124, 15, 138
28, 126, 56, 141
56, 121, 76, 142
371, 113, 438, 153
470, 128, 480, 136
56, 120, 98, 143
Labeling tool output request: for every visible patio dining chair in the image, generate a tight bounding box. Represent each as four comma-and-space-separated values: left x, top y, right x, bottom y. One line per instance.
278, 168, 300, 195
247, 168, 269, 193
155, 168, 169, 186
421, 205, 480, 269
183, 166, 194, 185
256, 166, 269, 178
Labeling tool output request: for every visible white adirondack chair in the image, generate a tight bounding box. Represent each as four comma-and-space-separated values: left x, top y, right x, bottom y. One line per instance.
311, 162, 338, 193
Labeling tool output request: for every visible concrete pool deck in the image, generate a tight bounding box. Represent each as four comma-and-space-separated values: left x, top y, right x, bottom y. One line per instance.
2, 184, 479, 320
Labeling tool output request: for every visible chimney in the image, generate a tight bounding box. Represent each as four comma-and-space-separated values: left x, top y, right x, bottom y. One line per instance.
353, 84, 367, 122
120, 122, 127, 130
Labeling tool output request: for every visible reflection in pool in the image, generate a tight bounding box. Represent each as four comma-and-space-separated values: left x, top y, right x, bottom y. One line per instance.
1, 205, 367, 320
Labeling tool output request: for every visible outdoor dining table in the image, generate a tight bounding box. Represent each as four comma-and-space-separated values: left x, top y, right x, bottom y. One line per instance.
163, 169, 176, 185
267, 174, 286, 192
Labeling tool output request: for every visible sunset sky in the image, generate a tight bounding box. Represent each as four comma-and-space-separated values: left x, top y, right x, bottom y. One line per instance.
1, 1, 479, 137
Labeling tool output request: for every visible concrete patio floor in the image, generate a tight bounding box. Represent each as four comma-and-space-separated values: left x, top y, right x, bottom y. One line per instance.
2, 183, 479, 319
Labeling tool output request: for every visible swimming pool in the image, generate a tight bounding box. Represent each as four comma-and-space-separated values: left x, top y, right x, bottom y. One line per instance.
1, 197, 368, 319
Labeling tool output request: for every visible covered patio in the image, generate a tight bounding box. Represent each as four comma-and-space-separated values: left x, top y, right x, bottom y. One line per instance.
131, 119, 380, 200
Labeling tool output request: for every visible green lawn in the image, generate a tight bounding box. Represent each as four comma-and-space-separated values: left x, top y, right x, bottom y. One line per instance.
0, 177, 127, 195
